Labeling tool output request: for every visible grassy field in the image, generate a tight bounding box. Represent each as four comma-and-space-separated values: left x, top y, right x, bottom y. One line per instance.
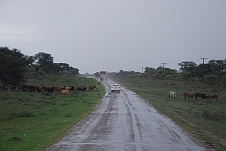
112, 77, 226, 151
0, 76, 105, 151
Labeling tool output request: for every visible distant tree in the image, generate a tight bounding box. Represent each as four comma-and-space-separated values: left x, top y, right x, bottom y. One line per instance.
119, 70, 124, 78
51, 63, 69, 75
32, 64, 40, 78
144, 67, 156, 78
178, 61, 197, 72
26, 56, 35, 66
23, 55, 40, 78
178, 61, 197, 77
34, 52, 53, 74
0, 47, 27, 86
164, 68, 177, 76
152, 67, 163, 79
70, 67, 79, 76
215, 60, 226, 75
94, 72, 100, 78
194, 63, 212, 78
59, 63, 70, 71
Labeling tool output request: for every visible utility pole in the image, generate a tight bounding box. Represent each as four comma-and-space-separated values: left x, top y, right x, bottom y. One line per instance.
141, 67, 144, 73
161, 63, 167, 80
200, 57, 208, 64
141, 67, 144, 78
200, 58, 207, 83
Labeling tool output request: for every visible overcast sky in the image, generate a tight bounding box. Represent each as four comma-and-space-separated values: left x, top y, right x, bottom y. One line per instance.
0, 0, 225, 74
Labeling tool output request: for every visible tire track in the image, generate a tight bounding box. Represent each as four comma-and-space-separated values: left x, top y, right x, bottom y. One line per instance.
120, 89, 142, 151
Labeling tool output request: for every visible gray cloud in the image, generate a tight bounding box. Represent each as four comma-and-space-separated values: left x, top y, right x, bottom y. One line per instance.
1, 0, 226, 73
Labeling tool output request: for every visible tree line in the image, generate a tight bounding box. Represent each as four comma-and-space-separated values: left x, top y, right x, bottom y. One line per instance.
109, 59, 226, 87
0, 46, 79, 86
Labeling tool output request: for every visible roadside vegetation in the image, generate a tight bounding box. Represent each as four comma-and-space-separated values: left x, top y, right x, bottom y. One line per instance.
110, 61, 226, 151
0, 47, 105, 151
0, 75, 104, 151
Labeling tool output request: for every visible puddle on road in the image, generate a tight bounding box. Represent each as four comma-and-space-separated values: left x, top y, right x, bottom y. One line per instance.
105, 91, 111, 97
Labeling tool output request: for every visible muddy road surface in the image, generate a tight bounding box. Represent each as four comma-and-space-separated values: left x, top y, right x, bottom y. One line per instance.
48, 80, 209, 151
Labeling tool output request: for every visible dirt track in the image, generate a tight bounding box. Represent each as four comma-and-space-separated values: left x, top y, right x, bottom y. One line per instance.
47, 80, 209, 151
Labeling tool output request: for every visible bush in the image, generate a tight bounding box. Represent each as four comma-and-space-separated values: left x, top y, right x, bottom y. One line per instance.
9, 137, 22, 142
18, 110, 34, 117
39, 71, 45, 76
222, 75, 226, 87
190, 77, 200, 82
182, 72, 191, 80
203, 74, 219, 86
176, 74, 184, 80
165, 75, 176, 80
176, 72, 191, 80
202, 110, 226, 121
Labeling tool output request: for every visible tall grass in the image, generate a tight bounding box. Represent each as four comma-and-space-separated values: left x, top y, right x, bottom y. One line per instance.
0, 76, 105, 151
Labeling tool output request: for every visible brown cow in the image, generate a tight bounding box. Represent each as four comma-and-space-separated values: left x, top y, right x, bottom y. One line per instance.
89, 85, 97, 91
4, 85, 17, 91
185, 93, 194, 101
183, 93, 187, 100
207, 94, 218, 101
61, 90, 70, 96
55, 86, 66, 93
38, 86, 44, 92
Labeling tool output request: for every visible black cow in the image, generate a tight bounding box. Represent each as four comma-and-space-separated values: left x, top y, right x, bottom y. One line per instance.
22, 85, 29, 92
69, 86, 77, 93
195, 93, 206, 99
29, 86, 37, 92
77, 87, 86, 92
43, 87, 55, 94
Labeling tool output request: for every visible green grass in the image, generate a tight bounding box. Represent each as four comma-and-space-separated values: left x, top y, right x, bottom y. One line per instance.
112, 77, 226, 151
0, 76, 105, 151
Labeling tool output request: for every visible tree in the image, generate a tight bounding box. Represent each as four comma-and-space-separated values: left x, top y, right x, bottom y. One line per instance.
144, 67, 156, 78
194, 63, 212, 78
31, 64, 40, 78
94, 72, 100, 78
51, 63, 69, 75
23, 55, 40, 78
208, 59, 226, 75
178, 61, 197, 77
178, 61, 197, 72
152, 67, 163, 79
70, 67, 79, 76
0, 47, 27, 86
34, 52, 54, 74
164, 68, 177, 76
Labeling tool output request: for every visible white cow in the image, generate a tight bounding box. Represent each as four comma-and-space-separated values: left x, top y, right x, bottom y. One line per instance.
169, 91, 176, 99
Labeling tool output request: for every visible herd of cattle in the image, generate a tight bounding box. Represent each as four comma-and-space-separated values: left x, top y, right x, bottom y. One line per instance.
1, 84, 219, 100
1, 85, 98, 96
169, 91, 218, 101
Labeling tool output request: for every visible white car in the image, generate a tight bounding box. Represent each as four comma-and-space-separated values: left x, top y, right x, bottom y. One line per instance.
110, 84, 121, 92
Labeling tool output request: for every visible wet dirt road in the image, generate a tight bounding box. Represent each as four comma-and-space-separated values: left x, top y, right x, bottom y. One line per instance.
47, 80, 208, 151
